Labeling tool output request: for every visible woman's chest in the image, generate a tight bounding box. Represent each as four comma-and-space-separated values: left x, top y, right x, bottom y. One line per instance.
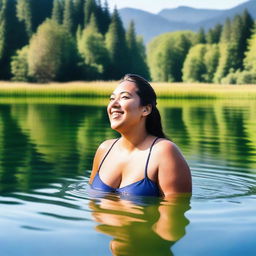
99, 151, 159, 187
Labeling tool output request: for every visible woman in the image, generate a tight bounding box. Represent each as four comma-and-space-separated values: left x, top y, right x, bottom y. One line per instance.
89, 74, 192, 197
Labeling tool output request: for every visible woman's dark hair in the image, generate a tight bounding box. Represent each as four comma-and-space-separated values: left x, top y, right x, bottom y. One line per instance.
120, 74, 166, 138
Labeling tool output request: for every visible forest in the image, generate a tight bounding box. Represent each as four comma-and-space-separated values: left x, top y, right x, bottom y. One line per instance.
0, 0, 255, 84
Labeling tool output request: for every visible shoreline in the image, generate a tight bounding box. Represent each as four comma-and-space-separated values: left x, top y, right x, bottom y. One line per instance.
0, 81, 256, 99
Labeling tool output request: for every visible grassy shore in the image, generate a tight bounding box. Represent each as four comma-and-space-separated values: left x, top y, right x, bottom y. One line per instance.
0, 81, 256, 99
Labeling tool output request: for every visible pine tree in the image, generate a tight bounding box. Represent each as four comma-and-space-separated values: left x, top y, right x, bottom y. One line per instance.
220, 18, 231, 43
52, 0, 63, 24
105, 8, 129, 79
16, 0, 33, 37
101, 0, 111, 34
126, 20, 137, 70
206, 24, 222, 44
63, 0, 75, 35
241, 9, 254, 67
244, 27, 256, 72
73, 0, 85, 29
230, 14, 244, 70
0, 0, 27, 79
78, 14, 109, 79
126, 21, 149, 79
213, 43, 238, 83
196, 28, 206, 44
84, 0, 97, 27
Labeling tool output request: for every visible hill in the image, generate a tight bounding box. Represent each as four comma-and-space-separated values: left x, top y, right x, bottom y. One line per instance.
119, 0, 256, 43
158, 6, 223, 24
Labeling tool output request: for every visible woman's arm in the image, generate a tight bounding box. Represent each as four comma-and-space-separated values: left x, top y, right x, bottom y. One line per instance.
89, 139, 116, 184
157, 140, 192, 197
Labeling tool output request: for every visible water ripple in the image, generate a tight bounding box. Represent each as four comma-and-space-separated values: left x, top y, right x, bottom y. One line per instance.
61, 165, 256, 202
191, 163, 256, 200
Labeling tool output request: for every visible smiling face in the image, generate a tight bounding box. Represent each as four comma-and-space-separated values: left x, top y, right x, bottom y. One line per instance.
107, 80, 149, 133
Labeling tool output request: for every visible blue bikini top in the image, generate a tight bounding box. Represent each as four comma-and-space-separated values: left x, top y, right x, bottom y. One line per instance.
91, 137, 161, 197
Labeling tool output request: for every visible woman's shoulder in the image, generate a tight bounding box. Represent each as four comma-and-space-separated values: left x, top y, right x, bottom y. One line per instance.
97, 138, 119, 152
154, 138, 183, 158
155, 138, 177, 151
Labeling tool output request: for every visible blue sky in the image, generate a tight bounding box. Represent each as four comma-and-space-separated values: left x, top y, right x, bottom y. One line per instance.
107, 0, 249, 13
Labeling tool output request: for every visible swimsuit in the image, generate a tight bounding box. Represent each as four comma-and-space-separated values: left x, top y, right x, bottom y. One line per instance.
91, 137, 161, 197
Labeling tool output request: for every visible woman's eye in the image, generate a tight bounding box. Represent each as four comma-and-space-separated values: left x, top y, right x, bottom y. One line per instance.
121, 96, 129, 99
109, 97, 115, 101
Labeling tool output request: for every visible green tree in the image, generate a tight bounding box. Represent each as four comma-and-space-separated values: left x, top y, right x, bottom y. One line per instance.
213, 43, 238, 83
203, 44, 220, 82
240, 9, 254, 67
105, 8, 129, 79
182, 44, 207, 82
136, 36, 150, 79
84, 0, 97, 27
51, 0, 63, 24
244, 28, 256, 72
214, 13, 253, 83
27, 19, 79, 82
220, 18, 231, 43
206, 24, 222, 44
63, 0, 75, 35
147, 31, 195, 82
241, 9, 254, 44
126, 21, 149, 79
0, 0, 27, 79
230, 14, 244, 70
11, 45, 29, 81
100, 0, 111, 34
16, 0, 33, 38
78, 14, 109, 79
73, 0, 85, 29
196, 27, 206, 44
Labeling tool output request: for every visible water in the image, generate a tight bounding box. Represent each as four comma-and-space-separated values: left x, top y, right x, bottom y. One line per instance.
0, 98, 256, 256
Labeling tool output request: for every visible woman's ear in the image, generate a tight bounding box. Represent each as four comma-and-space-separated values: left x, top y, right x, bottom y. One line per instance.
142, 105, 152, 116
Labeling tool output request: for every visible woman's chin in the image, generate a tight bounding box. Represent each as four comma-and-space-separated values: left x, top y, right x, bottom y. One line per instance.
110, 122, 121, 131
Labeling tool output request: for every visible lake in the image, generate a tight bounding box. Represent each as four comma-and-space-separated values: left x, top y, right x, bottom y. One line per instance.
0, 98, 256, 256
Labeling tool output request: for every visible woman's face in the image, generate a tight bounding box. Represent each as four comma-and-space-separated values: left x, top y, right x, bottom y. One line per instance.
107, 80, 146, 132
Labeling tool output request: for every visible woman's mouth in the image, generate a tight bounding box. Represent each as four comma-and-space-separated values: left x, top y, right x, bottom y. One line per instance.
111, 111, 124, 119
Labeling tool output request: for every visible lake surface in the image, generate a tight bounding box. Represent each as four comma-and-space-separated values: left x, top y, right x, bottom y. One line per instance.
0, 98, 256, 256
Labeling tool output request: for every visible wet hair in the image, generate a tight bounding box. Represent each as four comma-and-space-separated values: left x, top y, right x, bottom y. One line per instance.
120, 74, 166, 138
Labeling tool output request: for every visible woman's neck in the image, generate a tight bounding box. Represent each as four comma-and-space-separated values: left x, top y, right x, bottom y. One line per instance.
119, 130, 151, 152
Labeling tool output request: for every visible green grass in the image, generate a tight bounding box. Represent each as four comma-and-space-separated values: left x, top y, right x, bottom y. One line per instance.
0, 81, 256, 99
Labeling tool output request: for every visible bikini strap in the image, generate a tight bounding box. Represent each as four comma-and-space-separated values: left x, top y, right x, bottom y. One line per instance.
98, 138, 120, 172
144, 137, 159, 178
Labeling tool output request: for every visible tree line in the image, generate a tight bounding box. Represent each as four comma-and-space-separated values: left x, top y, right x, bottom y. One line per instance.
0, 0, 255, 84
0, 0, 149, 82
148, 10, 256, 84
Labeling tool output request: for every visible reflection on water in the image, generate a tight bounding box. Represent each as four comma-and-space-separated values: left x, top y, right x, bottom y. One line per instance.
0, 98, 256, 255
88, 194, 190, 256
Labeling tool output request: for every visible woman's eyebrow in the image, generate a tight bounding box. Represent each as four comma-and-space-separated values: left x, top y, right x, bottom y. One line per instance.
120, 91, 133, 96
110, 91, 133, 96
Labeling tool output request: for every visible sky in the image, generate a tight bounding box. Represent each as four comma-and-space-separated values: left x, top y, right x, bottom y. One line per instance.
107, 0, 250, 13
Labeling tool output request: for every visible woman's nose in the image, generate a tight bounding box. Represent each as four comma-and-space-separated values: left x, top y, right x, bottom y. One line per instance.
110, 97, 120, 107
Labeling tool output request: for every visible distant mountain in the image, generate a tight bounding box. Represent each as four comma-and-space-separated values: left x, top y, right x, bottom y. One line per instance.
119, 0, 256, 44
196, 0, 256, 30
158, 6, 224, 24
119, 8, 194, 43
